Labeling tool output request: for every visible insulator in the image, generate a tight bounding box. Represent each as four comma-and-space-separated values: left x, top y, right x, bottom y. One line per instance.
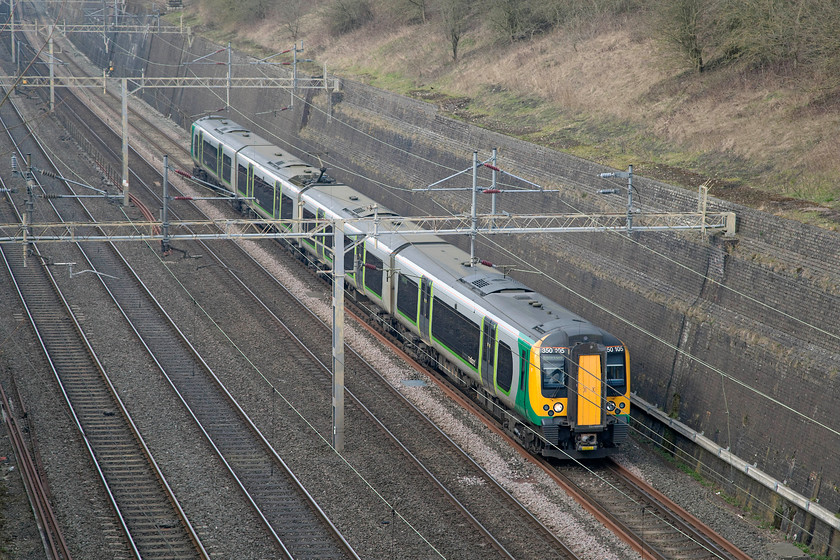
174, 169, 191, 178
11, 155, 18, 173
482, 189, 501, 194
363, 263, 377, 270
480, 259, 494, 267
483, 163, 501, 172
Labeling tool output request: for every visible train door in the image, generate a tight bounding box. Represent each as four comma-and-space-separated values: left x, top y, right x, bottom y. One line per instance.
247, 163, 254, 201
235, 161, 249, 204
315, 209, 333, 262
344, 240, 359, 287
480, 319, 497, 388
567, 342, 606, 434
195, 130, 202, 160
418, 277, 432, 342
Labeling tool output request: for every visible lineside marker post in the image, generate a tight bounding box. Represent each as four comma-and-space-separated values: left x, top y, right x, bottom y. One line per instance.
122, 78, 129, 206
161, 155, 170, 253
10, 0, 15, 65
332, 220, 345, 453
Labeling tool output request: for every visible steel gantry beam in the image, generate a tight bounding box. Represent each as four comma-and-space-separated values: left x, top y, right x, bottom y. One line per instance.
0, 75, 304, 89
0, 211, 736, 244
0, 22, 187, 34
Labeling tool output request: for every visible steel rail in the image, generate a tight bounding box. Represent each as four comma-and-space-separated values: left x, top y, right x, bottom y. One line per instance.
14, 27, 743, 558
36, 60, 357, 556
83, 238, 360, 559
18, 114, 357, 558
607, 461, 753, 560
0, 87, 209, 559
181, 237, 579, 559
0, 383, 71, 560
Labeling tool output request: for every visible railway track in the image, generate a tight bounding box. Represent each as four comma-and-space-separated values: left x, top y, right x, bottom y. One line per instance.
7, 12, 755, 559
13, 22, 591, 559
4, 28, 596, 560
545, 459, 754, 560
0, 382, 70, 560
358, 286, 756, 560
51, 76, 584, 560
0, 97, 206, 559
1, 70, 359, 558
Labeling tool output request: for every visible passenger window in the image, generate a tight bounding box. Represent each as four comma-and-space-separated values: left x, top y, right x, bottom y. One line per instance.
541, 353, 568, 398
606, 352, 626, 396
396, 275, 419, 324
497, 341, 513, 392
364, 251, 383, 297
253, 174, 273, 212
280, 194, 294, 220
202, 140, 218, 174
430, 297, 480, 370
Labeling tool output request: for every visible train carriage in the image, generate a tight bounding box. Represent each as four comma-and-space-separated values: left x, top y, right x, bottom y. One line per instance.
190, 116, 630, 459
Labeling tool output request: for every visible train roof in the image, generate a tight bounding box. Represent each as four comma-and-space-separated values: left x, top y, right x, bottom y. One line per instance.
305, 180, 617, 344
394, 243, 612, 343
195, 116, 273, 152
192, 116, 621, 347
305, 184, 445, 244
195, 116, 320, 177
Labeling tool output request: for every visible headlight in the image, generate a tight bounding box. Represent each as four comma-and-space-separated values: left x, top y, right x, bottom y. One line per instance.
606, 401, 616, 412
553, 402, 564, 413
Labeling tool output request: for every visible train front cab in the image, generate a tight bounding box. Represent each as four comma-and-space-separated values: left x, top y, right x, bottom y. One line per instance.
528, 336, 630, 459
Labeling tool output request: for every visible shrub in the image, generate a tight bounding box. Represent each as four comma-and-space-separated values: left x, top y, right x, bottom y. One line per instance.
324, 0, 373, 35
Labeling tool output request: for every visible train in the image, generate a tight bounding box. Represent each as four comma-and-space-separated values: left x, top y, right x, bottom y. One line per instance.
190, 115, 630, 459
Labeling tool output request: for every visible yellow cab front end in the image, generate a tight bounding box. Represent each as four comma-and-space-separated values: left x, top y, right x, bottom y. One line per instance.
528, 332, 630, 459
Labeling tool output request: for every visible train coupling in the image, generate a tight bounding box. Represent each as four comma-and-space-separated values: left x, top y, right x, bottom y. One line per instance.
576, 433, 599, 452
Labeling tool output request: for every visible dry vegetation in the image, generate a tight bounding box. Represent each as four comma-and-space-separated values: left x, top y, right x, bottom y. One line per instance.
186, 0, 840, 228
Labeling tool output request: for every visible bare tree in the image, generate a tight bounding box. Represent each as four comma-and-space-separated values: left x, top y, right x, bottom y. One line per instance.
717, 0, 840, 71
486, 0, 554, 42
399, 0, 429, 24
653, 0, 710, 72
279, 0, 305, 41
439, 0, 470, 60
325, 0, 374, 35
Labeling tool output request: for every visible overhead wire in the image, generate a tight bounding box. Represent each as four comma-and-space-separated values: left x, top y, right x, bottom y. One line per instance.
2, 13, 450, 556
184, 54, 840, 452
222, 65, 840, 550
111, 14, 840, 555
77, 5, 840, 482
22, 12, 836, 549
